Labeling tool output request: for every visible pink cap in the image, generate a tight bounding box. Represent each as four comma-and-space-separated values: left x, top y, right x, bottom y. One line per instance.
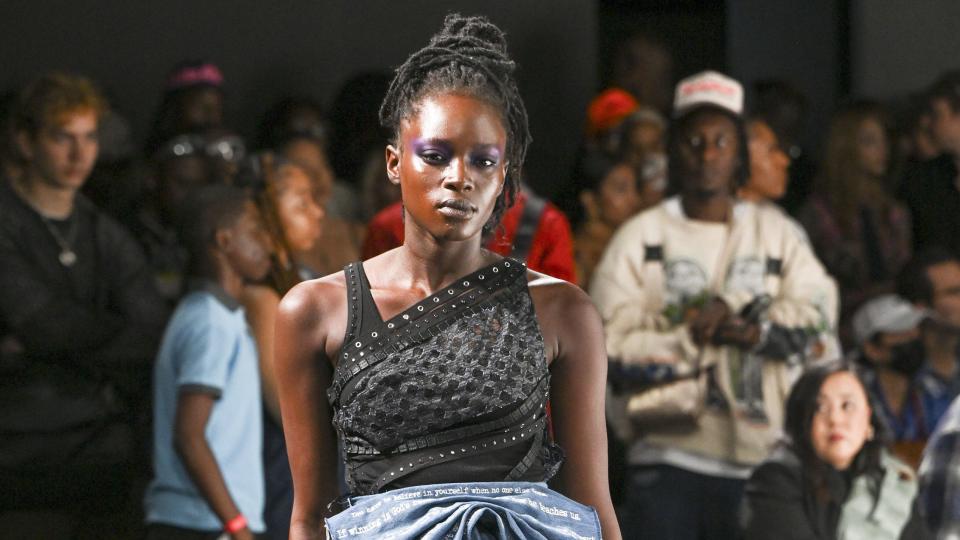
165, 63, 224, 91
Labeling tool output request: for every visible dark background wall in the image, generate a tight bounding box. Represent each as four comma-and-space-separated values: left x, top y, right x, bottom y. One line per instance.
0, 0, 597, 201
850, 0, 960, 100
1, 1, 957, 202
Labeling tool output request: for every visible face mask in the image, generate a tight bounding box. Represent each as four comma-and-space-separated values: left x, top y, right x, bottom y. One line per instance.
889, 340, 925, 377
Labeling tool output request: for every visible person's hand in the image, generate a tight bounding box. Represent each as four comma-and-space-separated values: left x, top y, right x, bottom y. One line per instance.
689, 298, 732, 346
712, 318, 761, 349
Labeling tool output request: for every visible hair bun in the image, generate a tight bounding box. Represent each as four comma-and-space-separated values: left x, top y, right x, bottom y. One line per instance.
431, 13, 508, 56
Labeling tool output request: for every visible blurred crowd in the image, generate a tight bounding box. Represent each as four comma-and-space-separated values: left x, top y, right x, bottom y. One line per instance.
1, 31, 960, 540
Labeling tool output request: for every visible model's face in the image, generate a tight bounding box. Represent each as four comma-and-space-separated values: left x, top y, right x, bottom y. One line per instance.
810, 371, 873, 471
928, 261, 960, 328
597, 163, 642, 227
745, 120, 790, 201
929, 99, 960, 155
856, 118, 888, 179
275, 163, 324, 252
179, 87, 223, 132
282, 138, 334, 206
20, 109, 99, 191
386, 93, 507, 242
676, 110, 741, 197
222, 201, 273, 282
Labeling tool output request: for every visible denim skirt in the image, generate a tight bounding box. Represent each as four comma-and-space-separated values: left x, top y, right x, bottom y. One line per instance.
325, 481, 601, 539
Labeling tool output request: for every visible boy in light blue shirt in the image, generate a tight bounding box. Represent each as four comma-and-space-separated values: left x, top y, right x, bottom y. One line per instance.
145, 185, 273, 540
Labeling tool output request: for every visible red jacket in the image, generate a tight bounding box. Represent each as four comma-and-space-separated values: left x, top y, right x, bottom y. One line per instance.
362, 192, 577, 282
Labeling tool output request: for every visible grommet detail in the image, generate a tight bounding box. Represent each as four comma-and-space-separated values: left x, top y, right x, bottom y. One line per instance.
355, 342, 362, 348
371, 332, 378, 338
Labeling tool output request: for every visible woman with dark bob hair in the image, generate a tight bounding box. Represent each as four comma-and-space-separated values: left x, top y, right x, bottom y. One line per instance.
741, 360, 926, 539
274, 13, 619, 539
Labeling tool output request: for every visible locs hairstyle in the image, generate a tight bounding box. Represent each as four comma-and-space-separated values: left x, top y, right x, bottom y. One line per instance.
379, 13, 531, 234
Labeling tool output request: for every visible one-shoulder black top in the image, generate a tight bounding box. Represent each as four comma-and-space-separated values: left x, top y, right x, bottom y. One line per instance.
328, 257, 563, 495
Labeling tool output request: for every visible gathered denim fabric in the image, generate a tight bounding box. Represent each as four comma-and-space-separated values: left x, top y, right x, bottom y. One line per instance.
325, 481, 601, 540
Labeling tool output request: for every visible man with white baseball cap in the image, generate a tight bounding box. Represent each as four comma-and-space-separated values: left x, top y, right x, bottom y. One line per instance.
850, 294, 931, 451
591, 70, 838, 539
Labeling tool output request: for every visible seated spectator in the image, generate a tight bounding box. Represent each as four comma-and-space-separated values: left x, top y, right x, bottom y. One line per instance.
145, 61, 226, 157
574, 150, 661, 288
145, 185, 271, 540
799, 101, 912, 348
0, 73, 167, 535
738, 115, 791, 204
741, 359, 926, 540
901, 71, 960, 256
850, 294, 930, 467
898, 248, 960, 430
236, 154, 324, 540
363, 187, 577, 282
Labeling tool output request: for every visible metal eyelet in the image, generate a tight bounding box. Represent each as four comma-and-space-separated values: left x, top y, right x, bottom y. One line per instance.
417, 306, 424, 311
355, 342, 362, 348
371, 332, 378, 338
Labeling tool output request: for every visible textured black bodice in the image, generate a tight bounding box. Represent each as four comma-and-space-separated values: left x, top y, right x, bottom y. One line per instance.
328, 257, 562, 495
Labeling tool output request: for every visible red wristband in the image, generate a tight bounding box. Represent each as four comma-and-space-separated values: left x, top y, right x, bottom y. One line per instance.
225, 514, 247, 534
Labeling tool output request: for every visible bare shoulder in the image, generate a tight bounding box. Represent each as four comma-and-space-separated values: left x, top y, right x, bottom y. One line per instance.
279, 271, 347, 319
277, 270, 350, 362
525, 269, 597, 317
525, 269, 602, 364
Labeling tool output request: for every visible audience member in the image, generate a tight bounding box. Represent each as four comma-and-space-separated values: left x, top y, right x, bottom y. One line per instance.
144, 185, 271, 540
591, 71, 837, 540
236, 154, 324, 539
257, 97, 361, 275
902, 71, 960, 256
144, 61, 226, 157
918, 392, 960, 538
616, 107, 666, 167
0, 73, 167, 537
799, 101, 912, 348
611, 33, 674, 114
898, 248, 960, 430
752, 79, 815, 214
130, 132, 247, 303
741, 360, 926, 540
257, 95, 359, 221
738, 115, 791, 204
574, 151, 658, 288
585, 88, 639, 156
363, 186, 577, 282
357, 145, 401, 222
850, 295, 929, 467
327, 71, 392, 194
